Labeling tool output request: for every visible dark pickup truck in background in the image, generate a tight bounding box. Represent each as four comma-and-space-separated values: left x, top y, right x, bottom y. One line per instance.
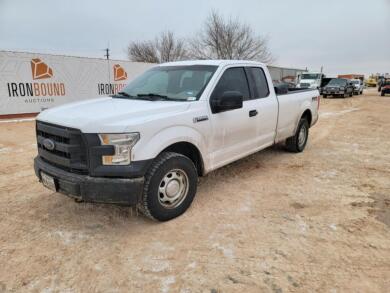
381, 80, 390, 96
322, 78, 354, 98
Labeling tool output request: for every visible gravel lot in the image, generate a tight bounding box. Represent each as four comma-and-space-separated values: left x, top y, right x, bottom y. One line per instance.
0, 88, 389, 292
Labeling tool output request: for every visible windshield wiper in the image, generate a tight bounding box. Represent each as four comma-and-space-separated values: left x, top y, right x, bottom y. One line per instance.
112, 91, 137, 99
137, 93, 172, 100
115, 92, 182, 101
137, 93, 186, 102
117, 91, 133, 97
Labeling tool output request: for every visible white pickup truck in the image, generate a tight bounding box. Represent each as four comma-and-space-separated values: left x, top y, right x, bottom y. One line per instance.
296, 72, 325, 89
34, 60, 319, 221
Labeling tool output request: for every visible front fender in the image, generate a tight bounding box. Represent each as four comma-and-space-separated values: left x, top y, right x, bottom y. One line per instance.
133, 126, 209, 168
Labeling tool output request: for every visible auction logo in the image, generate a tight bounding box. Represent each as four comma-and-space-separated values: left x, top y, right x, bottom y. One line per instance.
7, 58, 65, 101
98, 64, 128, 95
113, 64, 127, 81
31, 58, 53, 79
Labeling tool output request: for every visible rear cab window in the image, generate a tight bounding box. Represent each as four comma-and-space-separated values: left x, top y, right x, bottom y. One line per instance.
245, 67, 270, 99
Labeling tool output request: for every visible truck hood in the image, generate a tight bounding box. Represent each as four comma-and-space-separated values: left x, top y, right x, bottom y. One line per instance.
37, 97, 191, 133
324, 85, 343, 89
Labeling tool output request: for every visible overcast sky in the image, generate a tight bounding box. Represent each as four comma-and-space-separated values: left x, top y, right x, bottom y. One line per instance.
1, 0, 389, 76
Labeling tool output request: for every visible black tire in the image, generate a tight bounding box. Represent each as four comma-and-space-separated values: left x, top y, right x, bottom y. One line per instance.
381, 92, 385, 96
323, 94, 327, 98
138, 152, 198, 221
360, 90, 363, 95
349, 91, 353, 97
285, 118, 309, 153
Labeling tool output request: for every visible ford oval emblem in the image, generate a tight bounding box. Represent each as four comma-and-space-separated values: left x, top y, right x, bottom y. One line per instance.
43, 138, 55, 151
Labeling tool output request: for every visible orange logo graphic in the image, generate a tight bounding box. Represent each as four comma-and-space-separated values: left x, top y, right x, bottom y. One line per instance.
31, 58, 53, 80
113, 64, 127, 81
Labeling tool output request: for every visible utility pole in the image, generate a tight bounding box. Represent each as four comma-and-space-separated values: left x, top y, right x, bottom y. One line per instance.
105, 46, 110, 85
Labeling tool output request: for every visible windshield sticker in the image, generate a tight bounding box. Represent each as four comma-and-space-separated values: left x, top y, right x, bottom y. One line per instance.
187, 96, 197, 101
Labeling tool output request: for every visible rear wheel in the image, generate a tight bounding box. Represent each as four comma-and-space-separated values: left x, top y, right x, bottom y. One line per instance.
286, 118, 309, 153
138, 152, 198, 221
349, 91, 353, 97
323, 94, 328, 98
381, 91, 385, 96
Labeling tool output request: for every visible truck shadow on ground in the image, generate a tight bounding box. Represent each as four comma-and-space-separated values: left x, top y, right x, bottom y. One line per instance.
42, 143, 289, 229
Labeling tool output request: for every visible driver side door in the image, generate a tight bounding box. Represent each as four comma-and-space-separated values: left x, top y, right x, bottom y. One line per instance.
208, 66, 260, 170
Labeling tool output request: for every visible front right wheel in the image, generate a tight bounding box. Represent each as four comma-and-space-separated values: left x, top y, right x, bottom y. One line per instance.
138, 152, 198, 221
285, 118, 309, 153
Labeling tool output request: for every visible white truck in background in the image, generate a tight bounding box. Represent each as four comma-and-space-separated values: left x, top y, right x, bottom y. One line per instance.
296, 72, 326, 89
34, 60, 320, 221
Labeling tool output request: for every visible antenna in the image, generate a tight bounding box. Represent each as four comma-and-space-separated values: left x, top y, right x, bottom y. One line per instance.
104, 48, 110, 60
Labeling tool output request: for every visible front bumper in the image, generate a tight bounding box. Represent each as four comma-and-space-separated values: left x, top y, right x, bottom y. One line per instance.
34, 156, 144, 205
323, 90, 344, 95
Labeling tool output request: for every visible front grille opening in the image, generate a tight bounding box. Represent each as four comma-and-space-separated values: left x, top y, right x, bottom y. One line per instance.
38, 142, 71, 158
37, 130, 70, 144
40, 157, 88, 175
36, 121, 88, 174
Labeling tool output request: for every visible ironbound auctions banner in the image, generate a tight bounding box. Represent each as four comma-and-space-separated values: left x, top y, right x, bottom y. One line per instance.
0, 51, 154, 116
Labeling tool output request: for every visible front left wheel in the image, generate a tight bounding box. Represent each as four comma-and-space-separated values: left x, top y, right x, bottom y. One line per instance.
138, 152, 198, 221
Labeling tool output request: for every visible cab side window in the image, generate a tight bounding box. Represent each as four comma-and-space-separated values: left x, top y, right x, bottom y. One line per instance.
246, 67, 270, 99
211, 67, 250, 101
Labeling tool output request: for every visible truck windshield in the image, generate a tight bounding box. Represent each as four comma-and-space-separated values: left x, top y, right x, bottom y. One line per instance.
301, 74, 321, 80
118, 65, 218, 101
328, 79, 347, 86
351, 80, 360, 84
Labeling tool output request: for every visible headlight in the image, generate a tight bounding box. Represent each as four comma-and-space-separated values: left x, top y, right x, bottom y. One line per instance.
98, 133, 140, 165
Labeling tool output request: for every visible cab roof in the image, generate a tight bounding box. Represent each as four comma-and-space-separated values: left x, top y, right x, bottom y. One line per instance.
158, 59, 266, 67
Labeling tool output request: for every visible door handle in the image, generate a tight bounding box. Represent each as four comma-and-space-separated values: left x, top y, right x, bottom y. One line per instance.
249, 110, 258, 117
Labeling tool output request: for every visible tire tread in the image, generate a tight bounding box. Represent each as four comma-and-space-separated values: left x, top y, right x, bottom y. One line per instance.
137, 152, 194, 221
286, 118, 309, 153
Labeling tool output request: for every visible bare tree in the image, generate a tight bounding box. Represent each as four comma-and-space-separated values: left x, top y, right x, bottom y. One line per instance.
128, 31, 188, 63
189, 11, 274, 63
128, 41, 159, 63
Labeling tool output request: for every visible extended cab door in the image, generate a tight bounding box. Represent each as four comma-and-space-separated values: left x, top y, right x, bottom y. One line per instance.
208, 66, 259, 169
245, 67, 278, 148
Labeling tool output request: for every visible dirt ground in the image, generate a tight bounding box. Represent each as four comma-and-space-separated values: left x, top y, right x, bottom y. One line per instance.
0, 88, 389, 292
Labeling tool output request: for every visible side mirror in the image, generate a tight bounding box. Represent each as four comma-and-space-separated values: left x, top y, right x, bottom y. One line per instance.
211, 91, 243, 113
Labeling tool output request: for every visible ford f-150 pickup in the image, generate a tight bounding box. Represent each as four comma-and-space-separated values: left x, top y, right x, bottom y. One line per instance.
34, 60, 319, 221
